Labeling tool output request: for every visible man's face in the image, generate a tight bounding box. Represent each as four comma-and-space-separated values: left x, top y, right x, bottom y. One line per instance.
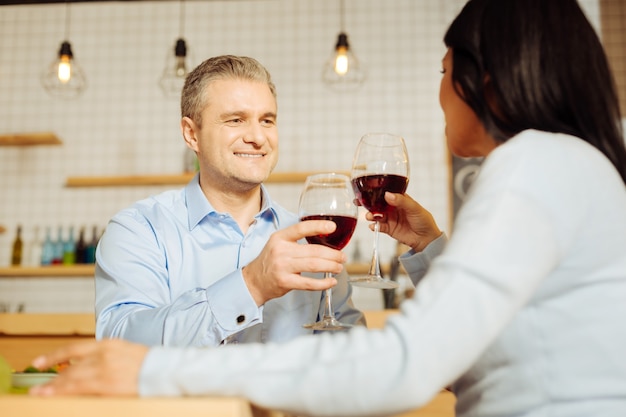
183, 78, 278, 193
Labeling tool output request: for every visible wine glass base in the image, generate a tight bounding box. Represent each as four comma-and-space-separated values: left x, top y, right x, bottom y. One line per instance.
348, 275, 400, 289
303, 317, 353, 331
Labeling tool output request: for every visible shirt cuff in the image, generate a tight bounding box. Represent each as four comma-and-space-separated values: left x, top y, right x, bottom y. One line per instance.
205, 269, 262, 334
399, 233, 447, 286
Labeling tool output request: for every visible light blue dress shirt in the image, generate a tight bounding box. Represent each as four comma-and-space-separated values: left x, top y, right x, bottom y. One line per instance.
95, 174, 364, 346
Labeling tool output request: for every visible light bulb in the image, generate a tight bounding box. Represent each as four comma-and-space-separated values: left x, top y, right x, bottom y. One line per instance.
42, 40, 87, 99
57, 55, 71, 83
334, 46, 349, 75
175, 56, 187, 77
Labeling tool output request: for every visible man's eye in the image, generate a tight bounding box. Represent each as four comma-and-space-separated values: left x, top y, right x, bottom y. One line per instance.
440, 68, 447, 74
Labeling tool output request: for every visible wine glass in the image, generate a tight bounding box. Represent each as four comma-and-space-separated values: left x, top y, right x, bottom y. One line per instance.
350, 133, 410, 289
299, 173, 358, 331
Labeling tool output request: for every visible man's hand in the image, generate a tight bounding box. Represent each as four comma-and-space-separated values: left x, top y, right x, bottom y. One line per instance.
29, 339, 147, 397
243, 219, 347, 306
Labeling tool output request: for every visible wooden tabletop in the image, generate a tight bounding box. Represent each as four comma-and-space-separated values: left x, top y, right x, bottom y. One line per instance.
0, 391, 455, 417
0, 395, 269, 417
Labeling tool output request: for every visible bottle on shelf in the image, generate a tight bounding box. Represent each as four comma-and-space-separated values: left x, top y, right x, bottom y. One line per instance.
52, 226, 64, 265
27, 225, 43, 267
41, 227, 55, 266
62, 226, 76, 265
84, 226, 99, 264
75, 226, 87, 264
10, 225, 23, 266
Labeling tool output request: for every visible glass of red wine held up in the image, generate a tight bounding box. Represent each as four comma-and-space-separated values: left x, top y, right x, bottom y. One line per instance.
299, 173, 358, 331
350, 132, 409, 289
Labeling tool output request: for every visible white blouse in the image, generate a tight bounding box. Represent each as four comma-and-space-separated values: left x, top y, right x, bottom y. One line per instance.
139, 130, 626, 417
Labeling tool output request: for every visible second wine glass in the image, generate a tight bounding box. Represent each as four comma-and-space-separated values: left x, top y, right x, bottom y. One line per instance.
299, 173, 358, 331
350, 132, 410, 289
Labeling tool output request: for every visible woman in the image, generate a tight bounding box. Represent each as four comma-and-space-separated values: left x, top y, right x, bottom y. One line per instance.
30, 0, 626, 416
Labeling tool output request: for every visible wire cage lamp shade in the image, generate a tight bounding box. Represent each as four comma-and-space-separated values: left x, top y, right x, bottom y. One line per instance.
159, 0, 192, 99
322, 0, 366, 91
41, 2, 87, 99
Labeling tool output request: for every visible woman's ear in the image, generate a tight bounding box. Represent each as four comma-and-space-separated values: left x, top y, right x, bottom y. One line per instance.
483, 74, 501, 116
181, 117, 199, 152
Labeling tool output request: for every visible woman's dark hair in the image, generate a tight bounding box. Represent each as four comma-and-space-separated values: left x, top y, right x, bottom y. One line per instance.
444, 0, 626, 184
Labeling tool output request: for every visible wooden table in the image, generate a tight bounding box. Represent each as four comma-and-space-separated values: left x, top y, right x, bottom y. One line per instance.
389, 391, 455, 417
0, 312, 456, 416
0, 391, 455, 417
0, 394, 270, 417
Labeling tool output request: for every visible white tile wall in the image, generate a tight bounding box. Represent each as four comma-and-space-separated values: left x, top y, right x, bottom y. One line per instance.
0, 0, 602, 312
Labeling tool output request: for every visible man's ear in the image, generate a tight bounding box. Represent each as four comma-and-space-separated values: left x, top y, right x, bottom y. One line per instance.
181, 117, 199, 152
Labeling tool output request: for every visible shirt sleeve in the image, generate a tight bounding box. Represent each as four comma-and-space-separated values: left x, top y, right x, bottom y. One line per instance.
95, 211, 262, 347
400, 233, 448, 286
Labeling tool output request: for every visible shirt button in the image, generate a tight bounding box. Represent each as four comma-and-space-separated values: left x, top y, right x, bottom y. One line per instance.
236, 314, 245, 324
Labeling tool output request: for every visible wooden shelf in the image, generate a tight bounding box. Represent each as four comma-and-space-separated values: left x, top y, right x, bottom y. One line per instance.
0, 265, 95, 277
0, 132, 62, 146
0, 263, 392, 278
65, 171, 350, 187
66, 174, 195, 187
0, 313, 95, 336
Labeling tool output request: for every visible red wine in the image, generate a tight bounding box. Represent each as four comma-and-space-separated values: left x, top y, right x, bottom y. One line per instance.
301, 215, 357, 250
351, 174, 409, 215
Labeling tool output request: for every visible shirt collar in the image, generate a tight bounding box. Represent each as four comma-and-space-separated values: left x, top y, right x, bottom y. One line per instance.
185, 173, 280, 230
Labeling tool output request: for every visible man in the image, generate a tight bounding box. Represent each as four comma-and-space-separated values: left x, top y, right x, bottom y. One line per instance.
95, 55, 364, 347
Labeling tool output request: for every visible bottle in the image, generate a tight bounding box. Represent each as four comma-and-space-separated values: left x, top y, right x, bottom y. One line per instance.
84, 226, 99, 264
27, 226, 43, 267
75, 226, 87, 264
10, 225, 23, 266
52, 226, 64, 265
62, 226, 76, 265
40, 227, 54, 266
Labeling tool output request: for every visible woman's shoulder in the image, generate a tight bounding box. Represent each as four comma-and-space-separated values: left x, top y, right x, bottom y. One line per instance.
488, 129, 616, 177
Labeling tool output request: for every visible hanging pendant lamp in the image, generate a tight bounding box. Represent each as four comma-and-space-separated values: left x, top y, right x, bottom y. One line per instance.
159, 0, 192, 99
42, 1, 87, 99
322, 0, 366, 91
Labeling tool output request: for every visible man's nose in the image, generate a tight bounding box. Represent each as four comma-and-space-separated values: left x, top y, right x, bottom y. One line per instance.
243, 122, 267, 145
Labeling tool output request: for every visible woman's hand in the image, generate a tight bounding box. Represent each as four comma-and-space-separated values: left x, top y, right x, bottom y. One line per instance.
367, 192, 442, 253
28, 339, 148, 397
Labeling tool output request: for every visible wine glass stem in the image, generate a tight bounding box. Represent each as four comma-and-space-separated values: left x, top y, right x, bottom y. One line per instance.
368, 220, 382, 277
323, 272, 334, 320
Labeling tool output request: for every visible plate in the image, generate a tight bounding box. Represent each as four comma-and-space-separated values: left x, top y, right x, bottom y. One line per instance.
11, 372, 57, 388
